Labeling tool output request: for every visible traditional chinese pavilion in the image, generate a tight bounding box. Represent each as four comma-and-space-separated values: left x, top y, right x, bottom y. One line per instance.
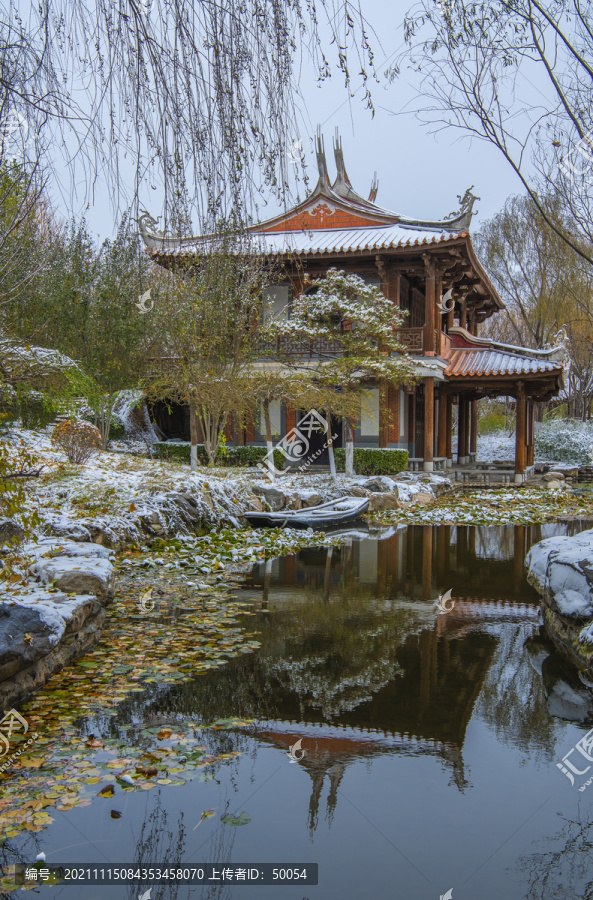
140, 132, 564, 481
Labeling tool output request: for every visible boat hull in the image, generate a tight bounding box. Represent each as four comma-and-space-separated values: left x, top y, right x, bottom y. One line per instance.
244, 498, 369, 530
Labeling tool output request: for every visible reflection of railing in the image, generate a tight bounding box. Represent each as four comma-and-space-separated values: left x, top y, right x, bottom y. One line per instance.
258, 335, 343, 358
395, 327, 424, 353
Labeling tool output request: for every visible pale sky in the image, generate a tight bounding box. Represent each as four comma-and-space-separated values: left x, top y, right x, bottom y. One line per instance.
65, 0, 529, 242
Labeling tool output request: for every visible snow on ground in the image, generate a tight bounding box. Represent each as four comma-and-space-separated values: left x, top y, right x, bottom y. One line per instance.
476, 431, 516, 462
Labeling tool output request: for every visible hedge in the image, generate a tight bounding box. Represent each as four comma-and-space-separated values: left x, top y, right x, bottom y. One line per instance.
334, 447, 409, 475
152, 442, 285, 470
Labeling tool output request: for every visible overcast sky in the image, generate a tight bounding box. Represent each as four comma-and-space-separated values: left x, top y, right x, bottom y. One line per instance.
72, 0, 529, 243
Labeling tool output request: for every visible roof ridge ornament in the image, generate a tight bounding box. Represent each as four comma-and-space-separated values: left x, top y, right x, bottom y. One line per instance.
315, 126, 331, 189
333, 128, 351, 187
446, 187, 480, 229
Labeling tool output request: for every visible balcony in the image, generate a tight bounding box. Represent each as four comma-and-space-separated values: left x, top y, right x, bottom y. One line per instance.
258, 335, 343, 358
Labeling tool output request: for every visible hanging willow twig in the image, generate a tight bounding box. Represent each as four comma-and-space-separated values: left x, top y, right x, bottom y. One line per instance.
0, 0, 377, 230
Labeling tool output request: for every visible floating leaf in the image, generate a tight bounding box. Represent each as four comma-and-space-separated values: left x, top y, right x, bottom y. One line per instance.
221, 812, 250, 827
97, 785, 115, 797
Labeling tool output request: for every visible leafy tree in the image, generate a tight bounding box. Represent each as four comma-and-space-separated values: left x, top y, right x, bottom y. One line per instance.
0, 160, 45, 307
265, 268, 416, 477
145, 226, 272, 468
476, 190, 593, 419
2, 216, 155, 447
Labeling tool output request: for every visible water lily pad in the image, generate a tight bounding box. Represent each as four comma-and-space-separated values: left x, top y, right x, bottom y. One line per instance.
221, 812, 250, 827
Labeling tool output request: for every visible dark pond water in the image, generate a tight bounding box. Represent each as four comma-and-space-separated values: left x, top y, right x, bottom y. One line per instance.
7, 523, 593, 900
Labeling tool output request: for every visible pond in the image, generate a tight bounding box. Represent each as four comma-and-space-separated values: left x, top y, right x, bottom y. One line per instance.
4, 523, 593, 900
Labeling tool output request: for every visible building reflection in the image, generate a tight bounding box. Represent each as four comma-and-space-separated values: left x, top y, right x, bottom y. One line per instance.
126, 524, 573, 832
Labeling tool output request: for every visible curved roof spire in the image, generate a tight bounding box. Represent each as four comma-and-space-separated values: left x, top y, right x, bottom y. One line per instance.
331, 128, 380, 209
315, 127, 331, 193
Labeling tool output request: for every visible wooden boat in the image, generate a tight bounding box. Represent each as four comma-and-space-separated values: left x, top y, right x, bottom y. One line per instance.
244, 497, 370, 530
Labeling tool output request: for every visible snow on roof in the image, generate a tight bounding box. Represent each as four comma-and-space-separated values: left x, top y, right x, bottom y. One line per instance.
150, 224, 465, 258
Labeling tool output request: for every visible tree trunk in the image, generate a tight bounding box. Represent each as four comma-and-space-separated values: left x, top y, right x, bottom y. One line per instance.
263, 398, 275, 483
327, 410, 336, 480
97, 393, 115, 451
344, 416, 354, 478
189, 399, 200, 470
200, 408, 215, 466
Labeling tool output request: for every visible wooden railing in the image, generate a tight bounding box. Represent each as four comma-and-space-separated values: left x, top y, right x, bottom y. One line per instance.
258, 335, 343, 358
395, 327, 424, 354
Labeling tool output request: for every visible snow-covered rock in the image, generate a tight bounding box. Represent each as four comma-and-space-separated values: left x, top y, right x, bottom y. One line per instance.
298, 490, 323, 508
367, 492, 402, 512
252, 484, 286, 511
0, 588, 105, 709
526, 529, 593, 618
0, 519, 25, 543
361, 476, 397, 493
31, 555, 114, 604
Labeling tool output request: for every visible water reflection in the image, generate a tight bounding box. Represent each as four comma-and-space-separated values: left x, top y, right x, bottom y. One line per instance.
134, 524, 570, 827
21, 522, 593, 900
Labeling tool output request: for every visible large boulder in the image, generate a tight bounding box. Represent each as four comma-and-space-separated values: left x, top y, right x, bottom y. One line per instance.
0, 519, 25, 544
252, 484, 286, 511
0, 591, 105, 708
526, 530, 593, 618
297, 490, 323, 508
361, 477, 397, 494
25, 538, 113, 562
412, 492, 434, 507
0, 593, 99, 680
368, 492, 402, 512
31, 555, 114, 604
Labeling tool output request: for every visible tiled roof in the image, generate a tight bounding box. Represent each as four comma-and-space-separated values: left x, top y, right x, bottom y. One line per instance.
151, 224, 464, 258
446, 348, 563, 378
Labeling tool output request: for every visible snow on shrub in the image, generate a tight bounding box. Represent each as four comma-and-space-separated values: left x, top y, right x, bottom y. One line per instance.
535, 419, 593, 464
51, 419, 102, 464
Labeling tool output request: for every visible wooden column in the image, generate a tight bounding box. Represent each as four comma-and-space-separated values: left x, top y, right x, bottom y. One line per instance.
515, 384, 526, 482
423, 255, 436, 355
459, 300, 467, 330
457, 396, 468, 463
527, 400, 535, 466
423, 377, 435, 470
436, 525, 446, 580
445, 395, 453, 466
422, 525, 433, 601
436, 273, 443, 356
447, 292, 455, 332
470, 399, 478, 458
437, 388, 447, 460
462, 397, 470, 461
